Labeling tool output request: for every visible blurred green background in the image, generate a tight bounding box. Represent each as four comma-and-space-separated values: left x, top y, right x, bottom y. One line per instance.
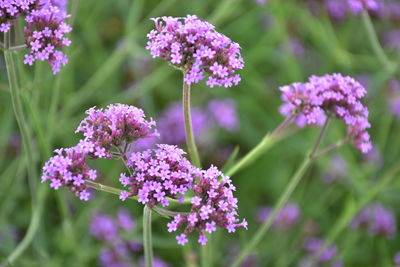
1, 0, 400, 266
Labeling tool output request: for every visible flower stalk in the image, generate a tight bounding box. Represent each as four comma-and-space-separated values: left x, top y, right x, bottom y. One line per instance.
182, 73, 201, 167
143, 205, 154, 267
231, 118, 331, 267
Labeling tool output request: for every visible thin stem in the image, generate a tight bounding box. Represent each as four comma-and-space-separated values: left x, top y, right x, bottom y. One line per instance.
310, 118, 330, 159
231, 118, 331, 267
231, 157, 312, 267
361, 10, 395, 73
8, 44, 27, 50
312, 138, 348, 158
117, 147, 133, 176
182, 74, 201, 167
226, 114, 295, 177
143, 205, 154, 267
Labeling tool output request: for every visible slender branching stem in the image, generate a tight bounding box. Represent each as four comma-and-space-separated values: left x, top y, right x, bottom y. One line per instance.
226, 113, 296, 177
143, 205, 154, 267
182, 73, 201, 167
231, 118, 331, 267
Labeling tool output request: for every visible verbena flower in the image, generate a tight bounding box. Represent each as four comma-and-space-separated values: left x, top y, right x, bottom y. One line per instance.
122, 144, 197, 208
351, 203, 396, 239
167, 166, 247, 246
325, 0, 348, 21
394, 252, 400, 266
348, 0, 380, 15
303, 237, 340, 265
50, 0, 67, 11
76, 104, 158, 159
322, 154, 348, 184
41, 140, 97, 201
90, 214, 119, 242
146, 15, 244, 87
0, 0, 39, 33
256, 203, 300, 230
208, 99, 239, 131
279, 73, 372, 153
23, 4, 71, 73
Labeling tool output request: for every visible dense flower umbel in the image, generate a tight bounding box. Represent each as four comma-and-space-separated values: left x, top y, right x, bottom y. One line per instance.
23, 5, 71, 73
122, 144, 196, 207
167, 166, 247, 246
146, 15, 244, 87
0, 0, 39, 33
41, 141, 97, 201
279, 73, 372, 153
76, 104, 158, 159
351, 203, 396, 239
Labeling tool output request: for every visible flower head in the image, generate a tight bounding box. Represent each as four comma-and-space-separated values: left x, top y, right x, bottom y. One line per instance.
167, 165, 246, 245
348, 0, 380, 15
76, 104, 158, 159
23, 4, 71, 73
208, 99, 238, 131
123, 144, 197, 208
279, 73, 372, 153
0, 0, 39, 33
41, 141, 97, 201
351, 203, 396, 239
256, 203, 300, 230
90, 214, 118, 242
303, 237, 338, 264
146, 15, 244, 87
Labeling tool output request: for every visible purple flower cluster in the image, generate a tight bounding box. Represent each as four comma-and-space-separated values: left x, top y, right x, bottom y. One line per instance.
167, 166, 247, 246
351, 203, 396, 239
256, 203, 300, 230
42, 104, 156, 201
394, 252, 400, 266
122, 144, 196, 207
322, 154, 348, 184
76, 104, 158, 159
302, 237, 342, 266
41, 140, 97, 201
208, 99, 239, 131
387, 79, 400, 118
0, 0, 38, 33
146, 15, 244, 87
279, 73, 372, 153
23, 5, 71, 73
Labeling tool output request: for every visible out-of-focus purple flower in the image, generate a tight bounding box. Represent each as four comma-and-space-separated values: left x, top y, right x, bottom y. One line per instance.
387, 79, 400, 118
383, 2, 400, 20
23, 5, 72, 73
279, 73, 372, 153
139, 256, 170, 267
322, 154, 348, 184
383, 30, 400, 52
394, 252, 400, 266
157, 102, 210, 145
123, 144, 196, 207
167, 165, 246, 245
208, 99, 239, 131
255, 0, 267, 5
76, 104, 158, 159
41, 140, 97, 201
348, 0, 380, 15
99, 245, 133, 267
90, 214, 118, 242
303, 237, 338, 264
256, 204, 300, 230
50, 0, 67, 11
288, 37, 305, 58
117, 209, 136, 232
146, 15, 244, 88
362, 145, 383, 168
351, 203, 397, 239
325, 0, 348, 20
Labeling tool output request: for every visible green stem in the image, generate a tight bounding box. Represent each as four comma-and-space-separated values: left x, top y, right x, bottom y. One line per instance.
231, 118, 330, 267
143, 205, 154, 267
361, 10, 395, 73
226, 114, 295, 177
182, 74, 201, 167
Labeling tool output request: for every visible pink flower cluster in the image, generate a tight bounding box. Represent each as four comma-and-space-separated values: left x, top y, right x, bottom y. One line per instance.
121, 144, 197, 207
75, 104, 158, 159
146, 15, 244, 88
42, 104, 157, 201
348, 0, 380, 15
279, 73, 372, 153
167, 166, 247, 246
0, 0, 38, 33
23, 5, 72, 73
41, 140, 97, 201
